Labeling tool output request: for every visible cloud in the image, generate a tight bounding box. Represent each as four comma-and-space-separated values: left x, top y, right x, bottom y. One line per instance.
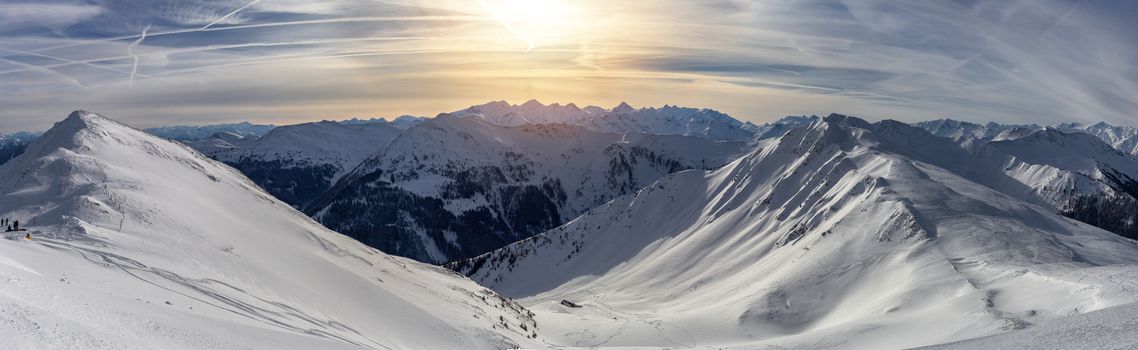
0, 0, 1137, 133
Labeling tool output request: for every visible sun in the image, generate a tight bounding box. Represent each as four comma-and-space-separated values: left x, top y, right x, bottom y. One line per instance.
479, 0, 581, 51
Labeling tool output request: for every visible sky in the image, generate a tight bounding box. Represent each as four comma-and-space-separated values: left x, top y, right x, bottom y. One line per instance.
1, 0, 1137, 132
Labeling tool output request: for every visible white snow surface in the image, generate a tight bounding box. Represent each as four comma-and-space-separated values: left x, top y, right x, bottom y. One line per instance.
463, 115, 1138, 349
921, 301, 1138, 350
0, 111, 542, 349
212, 120, 403, 183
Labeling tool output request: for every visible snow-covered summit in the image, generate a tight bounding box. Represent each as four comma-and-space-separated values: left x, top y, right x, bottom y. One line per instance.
455, 114, 1138, 349
0, 111, 542, 349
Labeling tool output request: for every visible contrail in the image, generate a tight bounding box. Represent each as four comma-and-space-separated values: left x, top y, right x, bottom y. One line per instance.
0, 57, 82, 87
203, 0, 264, 30
0, 16, 490, 60
0, 36, 437, 77
0, 48, 148, 78
478, 0, 534, 51
128, 24, 151, 87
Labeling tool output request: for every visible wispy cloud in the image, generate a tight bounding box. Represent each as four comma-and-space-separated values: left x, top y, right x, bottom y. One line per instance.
1, 0, 1137, 132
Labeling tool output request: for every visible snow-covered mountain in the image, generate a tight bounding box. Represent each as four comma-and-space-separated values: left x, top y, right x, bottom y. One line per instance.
450, 100, 598, 126
183, 131, 253, 157
145, 122, 275, 141
0, 111, 543, 349
0, 131, 39, 166
450, 100, 758, 141
205, 121, 404, 208
454, 114, 1138, 349
341, 115, 428, 130
916, 118, 1138, 156
1057, 121, 1138, 156
306, 115, 750, 264
750, 115, 818, 140
911, 119, 1138, 240
582, 103, 756, 141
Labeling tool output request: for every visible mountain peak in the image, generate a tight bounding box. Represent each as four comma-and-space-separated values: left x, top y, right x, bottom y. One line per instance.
521, 99, 544, 108
613, 101, 635, 114
60, 110, 110, 130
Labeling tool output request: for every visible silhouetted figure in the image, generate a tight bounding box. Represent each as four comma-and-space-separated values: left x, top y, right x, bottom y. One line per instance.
12, 220, 18, 231
4, 224, 10, 232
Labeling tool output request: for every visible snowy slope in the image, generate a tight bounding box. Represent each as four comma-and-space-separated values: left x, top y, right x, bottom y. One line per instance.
456, 115, 1138, 349
207, 121, 404, 207
308, 115, 749, 263
922, 301, 1138, 350
0, 111, 542, 349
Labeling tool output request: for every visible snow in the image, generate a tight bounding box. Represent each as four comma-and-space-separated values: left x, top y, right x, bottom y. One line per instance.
460, 114, 1138, 349
212, 120, 403, 183
314, 115, 750, 263
449, 100, 758, 141
915, 118, 1138, 156
0, 111, 542, 349
921, 301, 1138, 350
144, 122, 274, 142
340, 116, 428, 130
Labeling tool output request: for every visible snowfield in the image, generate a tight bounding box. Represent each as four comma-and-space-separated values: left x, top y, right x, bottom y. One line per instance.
0, 111, 542, 349
459, 114, 1138, 349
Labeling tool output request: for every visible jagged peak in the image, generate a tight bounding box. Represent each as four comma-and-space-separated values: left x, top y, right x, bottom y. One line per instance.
520, 99, 544, 108
58, 110, 115, 130
822, 113, 873, 129
613, 101, 636, 113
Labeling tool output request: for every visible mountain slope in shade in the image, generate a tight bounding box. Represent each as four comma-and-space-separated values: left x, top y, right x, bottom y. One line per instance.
0, 131, 39, 166
207, 121, 403, 208
0, 111, 541, 349
456, 115, 1138, 349
307, 115, 749, 263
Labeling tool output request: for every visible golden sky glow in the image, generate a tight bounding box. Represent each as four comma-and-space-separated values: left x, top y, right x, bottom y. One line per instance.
2, 0, 1137, 131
